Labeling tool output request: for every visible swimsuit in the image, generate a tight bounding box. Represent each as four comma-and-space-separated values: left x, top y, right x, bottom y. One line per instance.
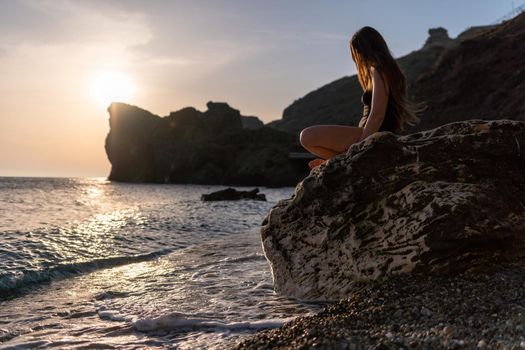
360, 90, 397, 133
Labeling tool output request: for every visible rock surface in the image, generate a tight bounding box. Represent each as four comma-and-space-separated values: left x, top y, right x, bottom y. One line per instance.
412, 14, 525, 132
201, 187, 266, 201
261, 119, 525, 300
105, 101, 307, 186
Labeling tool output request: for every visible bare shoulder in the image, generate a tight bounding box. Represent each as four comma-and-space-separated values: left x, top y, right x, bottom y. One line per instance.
371, 66, 389, 94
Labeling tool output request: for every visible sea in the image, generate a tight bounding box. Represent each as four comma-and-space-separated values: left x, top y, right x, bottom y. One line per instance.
0, 177, 323, 349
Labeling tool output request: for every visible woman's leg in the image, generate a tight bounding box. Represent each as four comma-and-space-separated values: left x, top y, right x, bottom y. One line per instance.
300, 125, 363, 160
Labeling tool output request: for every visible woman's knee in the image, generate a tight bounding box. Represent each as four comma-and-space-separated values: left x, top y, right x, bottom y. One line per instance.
299, 126, 318, 147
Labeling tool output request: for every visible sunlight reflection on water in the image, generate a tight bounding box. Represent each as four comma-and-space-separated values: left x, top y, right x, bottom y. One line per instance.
0, 177, 323, 349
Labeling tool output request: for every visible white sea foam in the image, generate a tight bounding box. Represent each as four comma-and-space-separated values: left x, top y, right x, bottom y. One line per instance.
133, 312, 295, 332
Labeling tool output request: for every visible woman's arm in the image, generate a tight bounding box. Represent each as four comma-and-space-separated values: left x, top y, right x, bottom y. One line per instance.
358, 66, 389, 141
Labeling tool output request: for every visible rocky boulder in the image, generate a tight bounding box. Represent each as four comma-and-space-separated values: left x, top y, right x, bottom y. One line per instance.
261, 119, 525, 300
105, 101, 307, 186
201, 187, 266, 201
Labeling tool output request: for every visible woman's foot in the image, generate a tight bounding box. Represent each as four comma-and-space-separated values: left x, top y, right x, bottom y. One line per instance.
308, 158, 326, 170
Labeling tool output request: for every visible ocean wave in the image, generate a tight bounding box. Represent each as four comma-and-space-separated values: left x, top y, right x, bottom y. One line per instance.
133, 312, 294, 333
218, 253, 266, 264
0, 250, 171, 299
186, 253, 266, 274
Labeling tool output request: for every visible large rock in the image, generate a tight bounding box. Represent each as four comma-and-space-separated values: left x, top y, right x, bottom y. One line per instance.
201, 187, 266, 201
105, 101, 307, 186
261, 119, 525, 300
105, 103, 159, 182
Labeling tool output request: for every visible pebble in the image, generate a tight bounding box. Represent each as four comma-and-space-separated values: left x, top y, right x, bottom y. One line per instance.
420, 306, 432, 316
477, 340, 487, 348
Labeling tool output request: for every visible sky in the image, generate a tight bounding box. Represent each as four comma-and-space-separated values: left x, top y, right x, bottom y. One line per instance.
0, 0, 517, 177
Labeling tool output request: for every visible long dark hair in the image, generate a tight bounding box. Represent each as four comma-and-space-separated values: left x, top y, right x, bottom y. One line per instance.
350, 26, 424, 132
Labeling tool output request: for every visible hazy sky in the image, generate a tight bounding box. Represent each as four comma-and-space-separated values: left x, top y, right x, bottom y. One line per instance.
0, 0, 515, 177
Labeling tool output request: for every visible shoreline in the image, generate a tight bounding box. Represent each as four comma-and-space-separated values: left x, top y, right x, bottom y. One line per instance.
236, 264, 525, 349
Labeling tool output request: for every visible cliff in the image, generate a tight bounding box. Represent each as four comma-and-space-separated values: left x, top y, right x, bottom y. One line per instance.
265, 16, 524, 135
411, 14, 525, 131
105, 102, 306, 187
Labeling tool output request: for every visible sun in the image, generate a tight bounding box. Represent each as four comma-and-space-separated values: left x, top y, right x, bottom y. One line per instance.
89, 70, 136, 107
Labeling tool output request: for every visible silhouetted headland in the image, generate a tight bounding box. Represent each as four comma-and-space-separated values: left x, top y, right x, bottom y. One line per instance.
105, 101, 307, 186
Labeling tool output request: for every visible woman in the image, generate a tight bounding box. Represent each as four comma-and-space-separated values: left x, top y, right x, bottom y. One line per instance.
300, 26, 423, 170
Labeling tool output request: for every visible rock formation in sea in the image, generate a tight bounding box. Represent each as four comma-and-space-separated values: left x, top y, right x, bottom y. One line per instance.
266, 13, 524, 135
105, 101, 307, 186
201, 187, 266, 201
261, 119, 525, 300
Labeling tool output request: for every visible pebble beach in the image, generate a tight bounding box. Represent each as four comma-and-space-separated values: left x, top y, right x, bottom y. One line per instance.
236, 264, 525, 349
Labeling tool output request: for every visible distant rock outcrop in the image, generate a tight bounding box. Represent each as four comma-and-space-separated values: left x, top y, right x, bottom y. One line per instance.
261, 120, 525, 300
422, 27, 452, 48
266, 21, 499, 135
105, 102, 307, 186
